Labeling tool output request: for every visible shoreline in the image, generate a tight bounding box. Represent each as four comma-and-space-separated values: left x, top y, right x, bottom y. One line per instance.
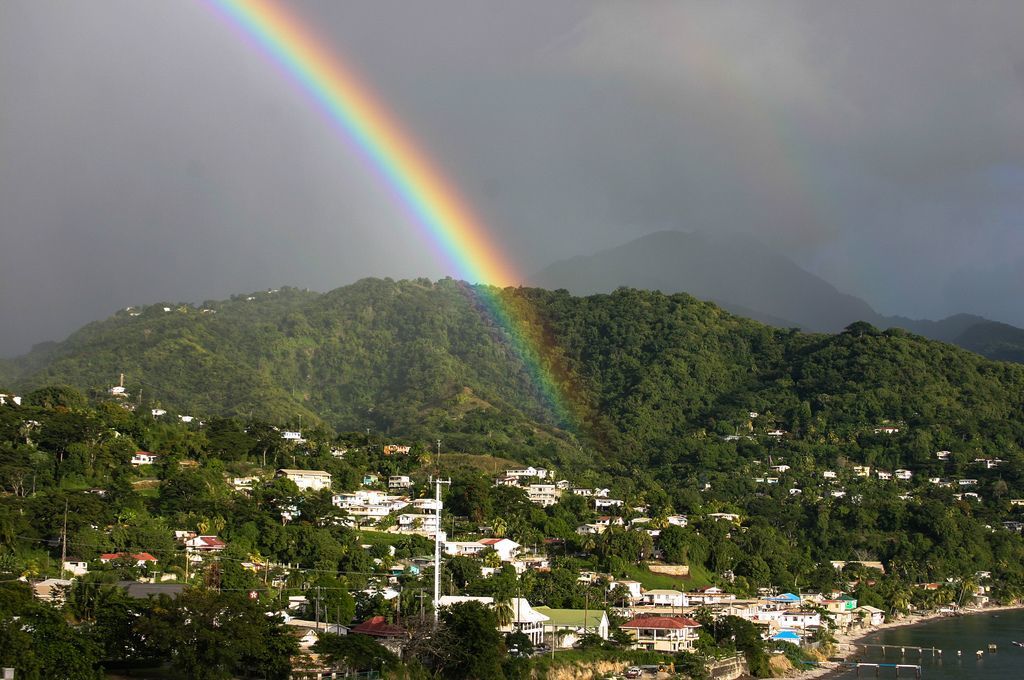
794, 602, 1024, 678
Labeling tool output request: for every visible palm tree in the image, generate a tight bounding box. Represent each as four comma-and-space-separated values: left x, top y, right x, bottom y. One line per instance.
492, 516, 508, 538
493, 595, 515, 628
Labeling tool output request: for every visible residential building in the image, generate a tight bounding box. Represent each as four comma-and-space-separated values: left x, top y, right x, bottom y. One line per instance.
534, 607, 610, 648
895, 469, 913, 481
232, 476, 259, 492
131, 451, 158, 466
854, 605, 885, 627
437, 596, 549, 645
388, 475, 412, 490
100, 552, 158, 567
506, 466, 549, 480
479, 538, 520, 562
276, 469, 332, 492
396, 513, 439, 534
352, 616, 407, 654
184, 535, 226, 553
779, 610, 822, 630
608, 579, 643, 604
526, 484, 563, 507
641, 589, 687, 608
62, 560, 89, 577
594, 497, 624, 509
666, 515, 689, 527
444, 541, 487, 557
620, 616, 701, 652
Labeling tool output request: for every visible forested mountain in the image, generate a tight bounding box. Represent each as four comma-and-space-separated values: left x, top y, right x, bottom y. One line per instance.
4, 278, 1024, 470
532, 230, 1024, 362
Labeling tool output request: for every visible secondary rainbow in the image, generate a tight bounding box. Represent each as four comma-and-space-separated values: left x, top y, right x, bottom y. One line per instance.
203, 0, 572, 421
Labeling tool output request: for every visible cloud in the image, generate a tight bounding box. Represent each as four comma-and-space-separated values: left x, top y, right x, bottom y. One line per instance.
1, 0, 1023, 355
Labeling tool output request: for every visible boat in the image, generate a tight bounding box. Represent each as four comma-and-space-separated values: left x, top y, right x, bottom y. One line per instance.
1011, 641, 1024, 647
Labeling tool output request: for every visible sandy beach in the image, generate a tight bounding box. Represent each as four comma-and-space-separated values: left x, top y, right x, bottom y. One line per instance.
793, 603, 1024, 678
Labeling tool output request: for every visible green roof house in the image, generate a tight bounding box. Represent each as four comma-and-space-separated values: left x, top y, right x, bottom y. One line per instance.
534, 607, 610, 648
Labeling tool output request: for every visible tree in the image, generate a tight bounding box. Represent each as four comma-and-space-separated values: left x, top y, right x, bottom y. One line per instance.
138, 590, 298, 680
313, 632, 399, 674
0, 603, 103, 679
429, 600, 505, 679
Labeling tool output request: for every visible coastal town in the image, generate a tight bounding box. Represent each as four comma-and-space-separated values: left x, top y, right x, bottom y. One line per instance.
5, 385, 1021, 678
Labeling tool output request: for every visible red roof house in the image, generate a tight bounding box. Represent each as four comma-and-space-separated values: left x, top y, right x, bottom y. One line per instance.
352, 616, 406, 639
620, 616, 701, 652
100, 552, 158, 566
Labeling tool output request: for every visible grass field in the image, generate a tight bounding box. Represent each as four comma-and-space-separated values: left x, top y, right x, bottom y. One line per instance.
622, 562, 713, 590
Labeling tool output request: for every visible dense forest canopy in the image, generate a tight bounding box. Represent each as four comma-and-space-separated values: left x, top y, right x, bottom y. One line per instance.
3, 279, 1022, 466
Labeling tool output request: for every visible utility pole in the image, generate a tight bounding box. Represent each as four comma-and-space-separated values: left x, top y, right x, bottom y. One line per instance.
429, 474, 451, 625
59, 500, 68, 576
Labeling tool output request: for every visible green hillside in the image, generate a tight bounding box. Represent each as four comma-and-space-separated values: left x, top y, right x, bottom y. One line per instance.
5, 279, 1024, 469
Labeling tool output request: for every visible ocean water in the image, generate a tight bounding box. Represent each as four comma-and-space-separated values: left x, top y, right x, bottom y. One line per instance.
828, 609, 1024, 679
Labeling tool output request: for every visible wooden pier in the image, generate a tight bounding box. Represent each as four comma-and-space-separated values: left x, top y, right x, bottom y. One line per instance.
840, 642, 941, 657
803, 660, 923, 678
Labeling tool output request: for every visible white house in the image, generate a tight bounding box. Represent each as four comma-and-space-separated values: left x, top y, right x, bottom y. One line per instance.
852, 466, 871, 477
594, 497, 624, 509
62, 560, 89, 576
854, 605, 885, 627
935, 450, 951, 461
895, 469, 913, 480
388, 475, 412, 490
876, 470, 893, 481
396, 513, 439, 534
506, 466, 549, 480
281, 431, 305, 443
0, 394, 22, 406
444, 541, 487, 557
958, 479, 978, 487
437, 596, 549, 645
641, 589, 687, 608
707, 512, 740, 522
769, 465, 790, 473
534, 607, 610, 648
608, 579, 643, 603
666, 515, 689, 527
232, 476, 259, 492
150, 408, 167, 417
184, 535, 226, 553
131, 451, 158, 466
780, 610, 822, 630
620, 616, 701, 652
479, 538, 520, 562
526, 484, 563, 507
276, 469, 332, 492
822, 471, 837, 479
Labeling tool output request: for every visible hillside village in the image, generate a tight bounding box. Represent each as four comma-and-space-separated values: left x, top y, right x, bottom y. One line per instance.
3, 383, 1023, 679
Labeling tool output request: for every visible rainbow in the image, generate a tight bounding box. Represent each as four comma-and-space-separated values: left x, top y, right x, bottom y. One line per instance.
202, 0, 573, 422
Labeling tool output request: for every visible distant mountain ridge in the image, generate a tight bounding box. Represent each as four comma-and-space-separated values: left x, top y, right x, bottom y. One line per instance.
532, 230, 1024, 362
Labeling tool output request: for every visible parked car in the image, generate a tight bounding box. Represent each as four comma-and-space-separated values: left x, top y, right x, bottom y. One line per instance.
625, 668, 642, 679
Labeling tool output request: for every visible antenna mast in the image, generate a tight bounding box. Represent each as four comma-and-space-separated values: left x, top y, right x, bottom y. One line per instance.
429, 473, 451, 625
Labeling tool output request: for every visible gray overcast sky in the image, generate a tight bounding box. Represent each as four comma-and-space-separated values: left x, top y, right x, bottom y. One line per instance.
2, 1, 1023, 356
